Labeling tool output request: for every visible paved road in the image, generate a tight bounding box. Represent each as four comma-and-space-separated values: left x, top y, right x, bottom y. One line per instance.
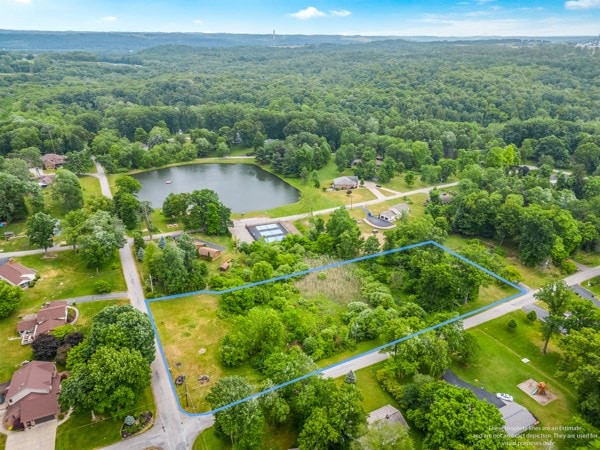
62, 292, 128, 304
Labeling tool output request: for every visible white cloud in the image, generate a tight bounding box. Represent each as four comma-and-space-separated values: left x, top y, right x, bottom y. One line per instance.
193, 19, 203, 24
99, 16, 117, 22
330, 9, 351, 17
288, 6, 326, 20
565, 0, 600, 8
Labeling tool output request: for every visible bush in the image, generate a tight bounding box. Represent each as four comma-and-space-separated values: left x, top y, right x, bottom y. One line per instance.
93, 280, 113, 294
52, 324, 75, 340
527, 310, 537, 322
560, 259, 577, 275
507, 318, 518, 332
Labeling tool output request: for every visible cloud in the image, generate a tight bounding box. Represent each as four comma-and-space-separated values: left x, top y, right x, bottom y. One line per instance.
330, 9, 351, 17
288, 6, 326, 20
192, 19, 203, 24
99, 16, 117, 22
565, 0, 600, 8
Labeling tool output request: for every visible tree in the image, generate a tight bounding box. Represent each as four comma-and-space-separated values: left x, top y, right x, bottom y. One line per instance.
0, 172, 42, 222
206, 376, 264, 449
32, 333, 61, 360
406, 381, 505, 449
60, 346, 151, 418
76, 210, 126, 270
298, 382, 367, 449
162, 192, 189, 218
52, 169, 84, 213
26, 212, 55, 253
114, 175, 141, 194
326, 208, 363, 259
64, 150, 94, 175
85, 304, 156, 363
352, 422, 414, 450
113, 191, 140, 230
0, 281, 22, 318
535, 281, 572, 354
507, 318, 518, 332
345, 370, 357, 384
519, 207, 555, 267
557, 328, 600, 427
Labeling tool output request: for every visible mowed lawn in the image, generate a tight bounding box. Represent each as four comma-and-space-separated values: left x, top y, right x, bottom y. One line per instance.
453, 311, 578, 448
55, 385, 155, 450
149, 295, 260, 413
0, 253, 125, 381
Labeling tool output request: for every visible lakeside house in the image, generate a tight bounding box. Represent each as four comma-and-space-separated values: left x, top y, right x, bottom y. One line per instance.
333, 176, 359, 190
0, 259, 36, 288
17, 301, 68, 345
2, 361, 61, 430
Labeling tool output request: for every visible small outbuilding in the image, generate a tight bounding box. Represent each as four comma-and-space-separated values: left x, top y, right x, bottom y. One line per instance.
195, 243, 222, 261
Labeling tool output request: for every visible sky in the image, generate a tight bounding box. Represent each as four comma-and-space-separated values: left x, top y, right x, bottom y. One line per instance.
0, 0, 599, 37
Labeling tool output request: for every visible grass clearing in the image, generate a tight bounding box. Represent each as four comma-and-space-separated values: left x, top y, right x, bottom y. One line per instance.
55, 385, 155, 450
572, 250, 600, 267
79, 175, 102, 204
18, 251, 126, 308
453, 311, 577, 448
295, 257, 362, 306
0, 220, 34, 252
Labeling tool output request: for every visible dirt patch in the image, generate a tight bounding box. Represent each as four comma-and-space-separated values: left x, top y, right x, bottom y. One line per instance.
517, 379, 557, 405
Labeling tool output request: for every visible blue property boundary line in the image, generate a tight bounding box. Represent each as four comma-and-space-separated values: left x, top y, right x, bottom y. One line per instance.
144, 240, 527, 417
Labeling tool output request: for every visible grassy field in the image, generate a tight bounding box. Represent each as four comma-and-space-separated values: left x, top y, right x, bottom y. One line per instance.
18, 251, 126, 305
0, 220, 35, 252
193, 422, 298, 450
55, 385, 155, 450
453, 311, 577, 448
572, 249, 600, 267
74, 299, 129, 333
79, 175, 102, 204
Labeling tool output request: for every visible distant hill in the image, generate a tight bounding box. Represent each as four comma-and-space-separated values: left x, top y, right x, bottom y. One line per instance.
0, 30, 394, 53
0, 30, 593, 54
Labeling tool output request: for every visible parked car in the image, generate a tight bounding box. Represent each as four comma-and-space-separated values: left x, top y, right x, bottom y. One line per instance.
497, 393, 513, 402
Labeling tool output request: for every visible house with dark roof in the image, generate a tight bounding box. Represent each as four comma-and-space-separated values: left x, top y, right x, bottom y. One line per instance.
443, 369, 538, 437
333, 176, 359, 189
2, 361, 61, 430
41, 153, 65, 170
17, 301, 68, 345
0, 259, 36, 288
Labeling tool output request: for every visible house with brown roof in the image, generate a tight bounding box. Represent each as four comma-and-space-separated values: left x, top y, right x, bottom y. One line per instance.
41, 153, 65, 170
17, 301, 68, 345
0, 259, 36, 288
194, 242, 222, 261
333, 176, 359, 190
2, 361, 61, 430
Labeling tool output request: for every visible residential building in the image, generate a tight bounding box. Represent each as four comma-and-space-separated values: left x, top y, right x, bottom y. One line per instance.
2, 361, 61, 430
0, 259, 36, 288
41, 153, 65, 170
17, 301, 68, 345
333, 176, 359, 189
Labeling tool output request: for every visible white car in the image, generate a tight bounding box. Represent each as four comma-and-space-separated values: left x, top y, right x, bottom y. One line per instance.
497, 393, 513, 402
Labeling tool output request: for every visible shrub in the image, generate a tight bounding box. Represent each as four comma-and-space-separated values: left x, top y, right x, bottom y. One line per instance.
507, 318, 518, 332
124, 415, 135, 426
93, 280, 113, 294
345, 370, 357, 384
560, 259, 577, 275
527, 310, 537, 322
52, 324, 75, 340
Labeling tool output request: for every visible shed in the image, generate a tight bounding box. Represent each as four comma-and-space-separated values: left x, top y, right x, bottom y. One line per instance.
197, 246, 222, 261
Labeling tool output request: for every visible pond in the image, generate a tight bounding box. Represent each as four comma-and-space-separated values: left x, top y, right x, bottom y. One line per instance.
132, 163, 299, 213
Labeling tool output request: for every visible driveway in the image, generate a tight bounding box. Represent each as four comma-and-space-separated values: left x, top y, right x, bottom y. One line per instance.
5, 420, 57, 450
